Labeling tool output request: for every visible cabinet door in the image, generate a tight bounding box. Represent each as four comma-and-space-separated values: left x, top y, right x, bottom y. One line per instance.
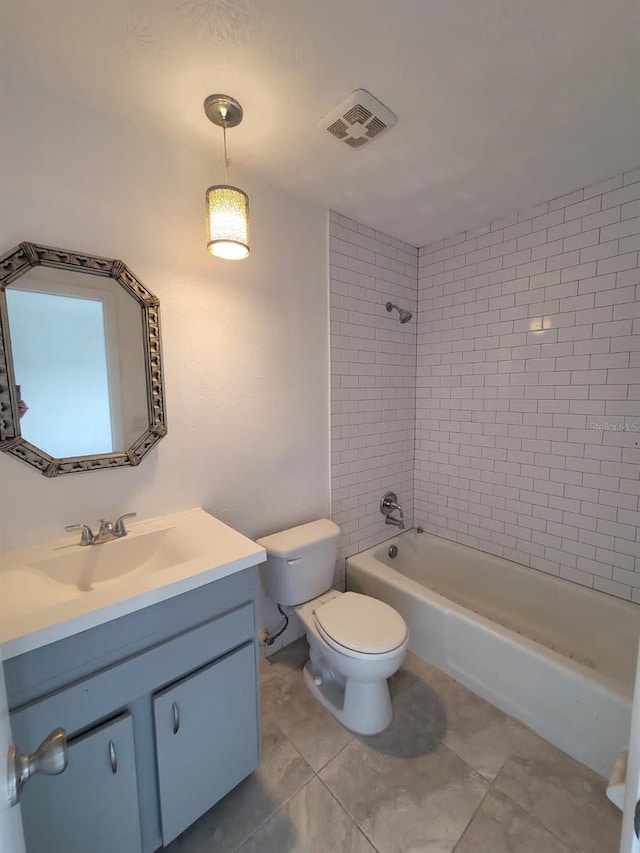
21, 712, 142, 853
154, 642, 259, 845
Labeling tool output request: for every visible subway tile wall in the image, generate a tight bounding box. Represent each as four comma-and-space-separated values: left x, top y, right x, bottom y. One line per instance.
416, 168, 640, 601
330, 212, 418, 584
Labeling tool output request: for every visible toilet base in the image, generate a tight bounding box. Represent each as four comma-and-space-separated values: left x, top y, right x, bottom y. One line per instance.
302, 660, 393, 735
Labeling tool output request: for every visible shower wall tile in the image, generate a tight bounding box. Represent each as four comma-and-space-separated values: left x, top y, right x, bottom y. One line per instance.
330, 212, 418, 584
415, 167, 640, 601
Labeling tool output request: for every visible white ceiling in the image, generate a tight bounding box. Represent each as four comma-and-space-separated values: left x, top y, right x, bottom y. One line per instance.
2, 0, 639, 247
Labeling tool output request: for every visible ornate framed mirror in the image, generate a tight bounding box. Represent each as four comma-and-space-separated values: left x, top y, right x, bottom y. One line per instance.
0, 242, 166, 476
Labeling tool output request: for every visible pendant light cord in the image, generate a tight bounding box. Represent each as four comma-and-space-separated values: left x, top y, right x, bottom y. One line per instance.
222, 119, 229, 184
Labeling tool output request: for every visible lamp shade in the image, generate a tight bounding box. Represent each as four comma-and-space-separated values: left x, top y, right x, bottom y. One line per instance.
206, 184, 250, 260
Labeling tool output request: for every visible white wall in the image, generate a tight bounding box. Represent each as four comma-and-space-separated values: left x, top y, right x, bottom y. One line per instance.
329, 212, 418, 582
416, 168, 640, 601
0, 73, 330, 638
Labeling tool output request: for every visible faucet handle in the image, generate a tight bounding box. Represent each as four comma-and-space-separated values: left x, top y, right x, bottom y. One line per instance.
65, 524, 94, 546
114, 512, 137, 537
380, 491, 400, 516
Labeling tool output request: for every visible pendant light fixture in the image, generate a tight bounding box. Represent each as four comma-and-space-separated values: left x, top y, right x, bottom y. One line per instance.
204, 94, 250, 260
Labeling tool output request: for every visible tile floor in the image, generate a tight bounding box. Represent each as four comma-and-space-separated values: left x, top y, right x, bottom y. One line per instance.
167, 639, 622, 853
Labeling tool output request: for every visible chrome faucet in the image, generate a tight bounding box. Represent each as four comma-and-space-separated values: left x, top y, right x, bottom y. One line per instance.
66, 513, 137, 546
380, 492, 405, 529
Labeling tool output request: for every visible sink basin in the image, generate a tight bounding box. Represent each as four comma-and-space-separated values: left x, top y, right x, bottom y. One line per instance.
0, 508, 266, 659
1, 568, 77, 613
31, 528, 201, 591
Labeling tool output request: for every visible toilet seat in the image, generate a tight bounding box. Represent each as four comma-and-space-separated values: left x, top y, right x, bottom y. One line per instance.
314, 591, 407, 657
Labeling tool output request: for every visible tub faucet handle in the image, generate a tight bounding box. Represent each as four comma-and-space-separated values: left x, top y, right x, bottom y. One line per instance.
381, 491, 402, 515
380, 491, 405, 529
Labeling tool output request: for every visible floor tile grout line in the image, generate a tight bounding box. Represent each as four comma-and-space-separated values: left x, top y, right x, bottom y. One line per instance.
261, 708, 332, 784
262, 689, 357, 782
435, 738, 492, 787
450, 786, 579, 853
486, 776, 589, 853
450, 785, 492, 853
316, 768, 378, 851
318, 736, 491, 853
229, 770, 316, 853
269, 656, 492, 850
234, 707, 319, 853
311, 731, 356, 774
230, 762, 379, 853
315, 775, 383, 853
263, 644, 618, 853
262, 686, 355, 774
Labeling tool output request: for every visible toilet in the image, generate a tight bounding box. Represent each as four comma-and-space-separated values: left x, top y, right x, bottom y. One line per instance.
257, 519, 408, 735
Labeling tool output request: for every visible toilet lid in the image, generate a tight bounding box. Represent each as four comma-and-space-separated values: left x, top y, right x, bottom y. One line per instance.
314, 592, 407, 654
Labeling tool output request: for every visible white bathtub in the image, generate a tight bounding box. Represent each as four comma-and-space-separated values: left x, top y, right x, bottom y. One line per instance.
346, 529, 640, 777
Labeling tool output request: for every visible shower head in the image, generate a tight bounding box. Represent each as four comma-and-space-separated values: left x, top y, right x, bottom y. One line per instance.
385, 301, 413, 324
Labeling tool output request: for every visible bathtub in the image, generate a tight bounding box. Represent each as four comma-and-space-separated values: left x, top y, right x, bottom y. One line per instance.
346, 529, 640, 777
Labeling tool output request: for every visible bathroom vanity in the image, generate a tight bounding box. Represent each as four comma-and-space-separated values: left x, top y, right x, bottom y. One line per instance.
0, 509, 266, 853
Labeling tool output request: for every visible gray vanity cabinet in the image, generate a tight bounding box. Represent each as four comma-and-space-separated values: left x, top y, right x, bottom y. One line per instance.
154, 643, 259, 844
21, 712, 142, 853
5, 569, 262, 853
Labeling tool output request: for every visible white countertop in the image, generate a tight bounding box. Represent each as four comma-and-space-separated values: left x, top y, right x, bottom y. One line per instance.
0, 508, 266, 659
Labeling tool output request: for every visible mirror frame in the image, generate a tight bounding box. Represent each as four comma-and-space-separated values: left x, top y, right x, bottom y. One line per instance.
0, 242, 167, 477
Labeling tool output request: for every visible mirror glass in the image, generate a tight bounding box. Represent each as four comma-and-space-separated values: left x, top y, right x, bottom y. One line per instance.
7, 267, 149, 457
0, 243, 166, 476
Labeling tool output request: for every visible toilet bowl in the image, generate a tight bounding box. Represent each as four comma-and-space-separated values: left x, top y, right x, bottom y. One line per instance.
257, 519, 408, 735
296, 589, 408, 734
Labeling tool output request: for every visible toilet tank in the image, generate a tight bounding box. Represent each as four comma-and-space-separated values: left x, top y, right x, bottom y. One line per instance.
256, 519, 340, 605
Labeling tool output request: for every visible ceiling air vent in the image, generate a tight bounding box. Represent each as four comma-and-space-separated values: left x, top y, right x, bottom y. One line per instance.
320, 89, 397, 150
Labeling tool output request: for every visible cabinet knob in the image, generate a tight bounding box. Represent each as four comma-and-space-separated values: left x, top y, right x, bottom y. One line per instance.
172, 702, 180, 734
7, 728, 68, 806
